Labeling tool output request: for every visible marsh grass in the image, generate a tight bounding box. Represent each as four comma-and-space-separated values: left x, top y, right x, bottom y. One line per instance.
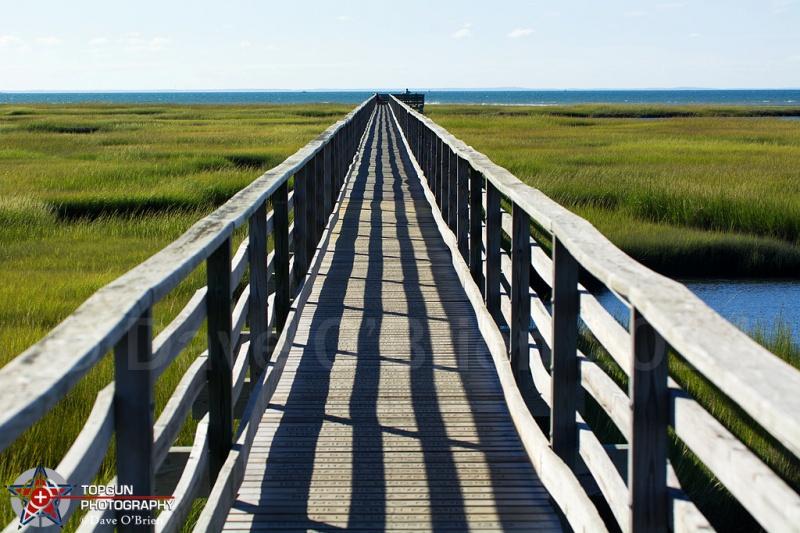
580, 316, 800, 531
0, 103, 352, 530
428, 105, 800, 278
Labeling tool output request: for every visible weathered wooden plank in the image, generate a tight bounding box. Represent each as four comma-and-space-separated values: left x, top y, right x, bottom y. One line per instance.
153, 356, 208, 470
630, 308, 669, 533
248, 201, 268, 379
273, 182, 290, 333
485, 181, 501, 323
151, 288, 206, 381
448, 147, 458, 233
207, 237, 233, 485
550, 237, 579, 471
57, 384, 114, 487
114, 310, 155, 531
511, 203, 531, 383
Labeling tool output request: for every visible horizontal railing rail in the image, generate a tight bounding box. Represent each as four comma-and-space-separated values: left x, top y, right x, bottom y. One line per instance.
0, 96, 377, 532
388, 95, 800, 532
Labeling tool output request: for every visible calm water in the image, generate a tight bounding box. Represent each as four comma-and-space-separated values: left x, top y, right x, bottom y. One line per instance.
594, 280, 800, 344
1, 89, 799, 106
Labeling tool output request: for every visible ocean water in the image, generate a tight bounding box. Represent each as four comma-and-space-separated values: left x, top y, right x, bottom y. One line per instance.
1, 89, 798, 106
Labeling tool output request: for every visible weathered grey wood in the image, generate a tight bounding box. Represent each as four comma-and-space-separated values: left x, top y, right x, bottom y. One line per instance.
448, 147, 458, 233
57, 384, 114, 487
314, 150, 325, 243
230, 237, 249, 294
671, 380, 800, 531
469, 167, 483, 291
157, 416, 209, 533
391, 100, 606, 532
630, 309, 669, 533
197, 108, 373, 533
457, 157, 469, 260
151, 288, 206, 381
511, 203, 531, 383
292, 167, 308, 288
323, 143, 333, 217
666, 461, 713, 533
231, 285, 250, 353
0, 98, 376, 453
550, 237, 579, 470
578, 423, 631, 533
273, 182, 290, 333
207, 237, 233, 485
390, 95, 800, 463
249, 201, 268, 379
305, 160, 317, 270
153, 356, 208, 470
485, 181, 501, 323
114, 309, 155, 531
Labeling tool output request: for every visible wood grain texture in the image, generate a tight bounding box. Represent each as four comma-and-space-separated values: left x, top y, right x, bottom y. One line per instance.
221, 107, 560, 532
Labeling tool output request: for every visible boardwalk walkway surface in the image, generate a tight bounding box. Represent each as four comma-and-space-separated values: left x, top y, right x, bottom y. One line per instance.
224, 107, 561, 531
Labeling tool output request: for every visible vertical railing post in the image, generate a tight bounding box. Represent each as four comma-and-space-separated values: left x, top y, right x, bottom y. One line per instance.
293, 167, 307, 288
274, 184, 290, 332
448, 148, 458, 232
314, 150, 325, 241
630, 309, 669, 533
470, 167, 484, 294
248, 201, 268, 378
485, 181, 501, 321
305, 159, 317, 266
324, 143, 333, 215
456, 156, 468, 252
114, 309, 154, 532
550, 237, 579, 470
440, 144, 449, 219
207, 236, 233, 484
510, 203, 531, 382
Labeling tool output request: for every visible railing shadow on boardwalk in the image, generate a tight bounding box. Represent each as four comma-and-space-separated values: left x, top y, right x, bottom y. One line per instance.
230, 108, 555, 531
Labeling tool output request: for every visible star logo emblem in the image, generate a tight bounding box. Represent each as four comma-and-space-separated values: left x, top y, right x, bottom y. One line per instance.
7, 464, 73, 528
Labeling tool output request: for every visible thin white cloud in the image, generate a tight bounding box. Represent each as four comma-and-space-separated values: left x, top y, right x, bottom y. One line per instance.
771, 0, 796, 13
690, 32, 701, 38
337, 15, 351, 21
452, 23, 473, 39
89, 37, 109, 46
508, 28, 535, 39
0, 35, 24, 47
36, 36, 63, 46
123, 36, 171, 53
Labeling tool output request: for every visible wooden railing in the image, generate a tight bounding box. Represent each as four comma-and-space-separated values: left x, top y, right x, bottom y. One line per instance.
388, 95, 800, 532
0, 96, 376, 532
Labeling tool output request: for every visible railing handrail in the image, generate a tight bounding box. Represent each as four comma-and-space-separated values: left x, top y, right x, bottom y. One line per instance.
0, 96, 376, 453
389, 95, 800, 459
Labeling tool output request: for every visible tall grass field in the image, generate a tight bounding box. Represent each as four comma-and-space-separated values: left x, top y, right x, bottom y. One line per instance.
0, 103, 354, 530
427, 105, 800, 278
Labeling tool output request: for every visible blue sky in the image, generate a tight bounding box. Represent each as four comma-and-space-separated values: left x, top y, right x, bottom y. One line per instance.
1, 0, 798, 90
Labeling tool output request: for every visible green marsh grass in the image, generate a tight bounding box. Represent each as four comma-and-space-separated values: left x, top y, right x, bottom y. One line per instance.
427, 105, 800, 278
0, 103, 353, 530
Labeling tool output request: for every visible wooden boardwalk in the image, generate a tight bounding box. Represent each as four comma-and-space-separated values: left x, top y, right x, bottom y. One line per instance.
223, 107, 561, 531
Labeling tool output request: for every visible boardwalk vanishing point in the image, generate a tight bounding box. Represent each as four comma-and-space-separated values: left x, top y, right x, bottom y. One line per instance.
1, 95, 800, 533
